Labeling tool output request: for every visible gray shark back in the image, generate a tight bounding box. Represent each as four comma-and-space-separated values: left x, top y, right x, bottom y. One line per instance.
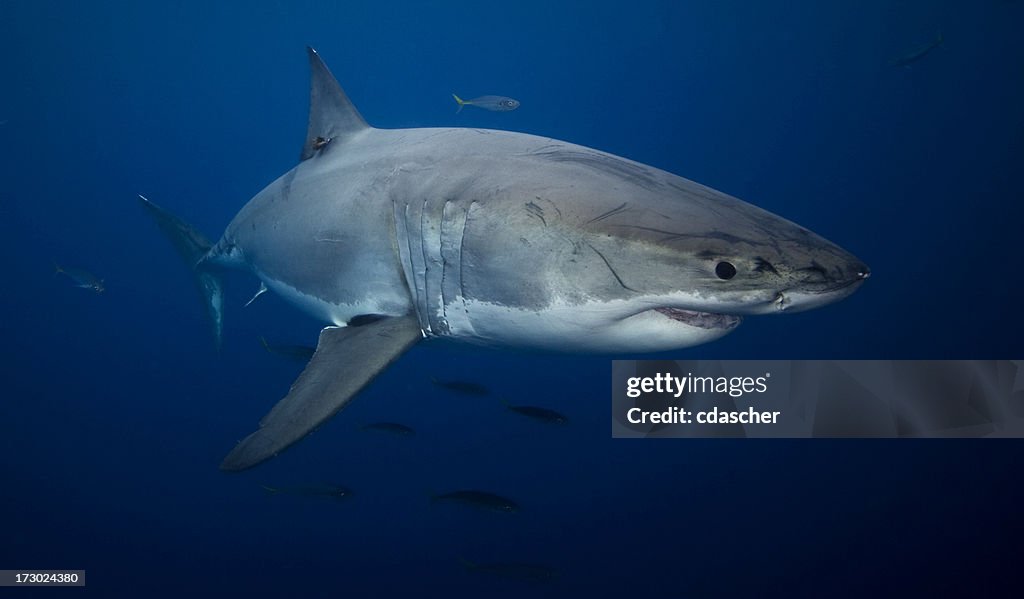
215, 122, 863, 352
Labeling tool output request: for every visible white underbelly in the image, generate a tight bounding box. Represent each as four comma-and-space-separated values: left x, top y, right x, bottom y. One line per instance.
441, 296, 737, 353
260, 272, 407, 328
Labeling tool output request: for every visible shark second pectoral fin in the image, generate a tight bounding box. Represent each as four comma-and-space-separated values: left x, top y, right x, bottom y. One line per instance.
219, 315, 422, 471
244, 281, 268, 307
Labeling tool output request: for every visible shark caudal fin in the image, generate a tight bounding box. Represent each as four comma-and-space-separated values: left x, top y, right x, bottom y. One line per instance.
138, 195, 225, 349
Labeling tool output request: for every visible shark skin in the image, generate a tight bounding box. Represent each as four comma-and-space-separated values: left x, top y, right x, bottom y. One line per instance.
143, 48, 869, 471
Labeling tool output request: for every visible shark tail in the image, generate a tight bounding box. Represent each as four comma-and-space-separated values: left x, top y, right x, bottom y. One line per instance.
138, 194, 225, 350
458, 557, 478, 571
452, 93, 466, 114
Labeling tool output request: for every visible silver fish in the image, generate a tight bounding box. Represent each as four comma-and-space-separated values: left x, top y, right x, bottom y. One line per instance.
452, 93, 520, 113
260, 483, 351, 501
431, 378, 490, 396
432, 490, 519, 513
891, 32, 944, 68
259, 336, 316, 361
54, 262, 104, 293
360, 422, 415, 436
506, 404, 568, 424
459, 558, 557, 583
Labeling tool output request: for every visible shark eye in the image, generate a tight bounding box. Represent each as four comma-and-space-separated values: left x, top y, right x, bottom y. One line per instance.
715, 261, 737, 280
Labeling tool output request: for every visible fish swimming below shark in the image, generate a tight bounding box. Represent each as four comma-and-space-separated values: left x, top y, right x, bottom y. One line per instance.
459, 558, 557, 583
53, 262, 104, 293
259, 336, 316, 362
140, 47, 869, 471
431, 378, 491, 396
891, 32, 944, 68
432, 490, 519, 513
261, 484, 351, 501
360, 422, 416, 436
505, 404, 568, 425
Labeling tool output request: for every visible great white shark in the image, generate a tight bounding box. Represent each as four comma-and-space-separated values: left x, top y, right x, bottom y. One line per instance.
141, 48, 869, 471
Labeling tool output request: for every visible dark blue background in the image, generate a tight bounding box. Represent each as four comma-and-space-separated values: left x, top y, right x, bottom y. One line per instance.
2, 0, 1021, 596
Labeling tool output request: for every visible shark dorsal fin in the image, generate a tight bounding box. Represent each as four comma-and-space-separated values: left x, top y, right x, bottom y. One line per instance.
301, 47, 369, 160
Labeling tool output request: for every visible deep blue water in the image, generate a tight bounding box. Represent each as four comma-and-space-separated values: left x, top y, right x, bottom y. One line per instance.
2, 0, 1022, 596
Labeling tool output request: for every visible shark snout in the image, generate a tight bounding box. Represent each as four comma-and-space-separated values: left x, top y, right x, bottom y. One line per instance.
775, 257, 870, 313
843, 260, 872, 286
832, 259, 870, 286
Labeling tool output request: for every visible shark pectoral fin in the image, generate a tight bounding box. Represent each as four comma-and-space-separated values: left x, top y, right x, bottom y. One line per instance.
244, 281, 268, 307
219, 315, 422, 471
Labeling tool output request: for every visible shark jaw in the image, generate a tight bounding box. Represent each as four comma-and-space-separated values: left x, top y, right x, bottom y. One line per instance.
434, 275, 863, 354
437, 295, 745, 354
652, 307, 743, 330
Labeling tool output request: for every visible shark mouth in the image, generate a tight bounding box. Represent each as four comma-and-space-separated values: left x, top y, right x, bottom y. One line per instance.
654, 307, 742, 330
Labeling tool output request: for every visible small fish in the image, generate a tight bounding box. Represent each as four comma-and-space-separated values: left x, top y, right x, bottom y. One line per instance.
432, 490, 519, 513
261, 484, 351, 501
459, 558, 558, 583
891, 32, 944, 68
431, 378, 490, 396
360, 422, 416, 436
506, 404, 569, 425
53, 262, 104, 293
452, 93, 520, 114
259, 336, 316, 361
